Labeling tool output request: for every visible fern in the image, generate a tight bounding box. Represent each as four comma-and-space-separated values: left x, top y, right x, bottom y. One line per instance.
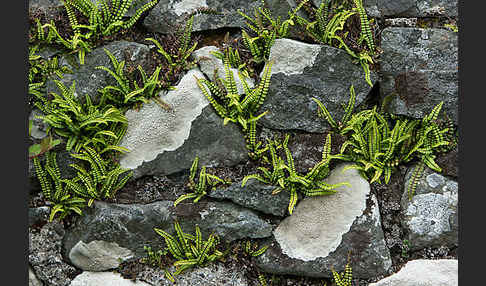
353, 0, 375, 52
407, 161, 425, 200
313, 85, 356, 132
243, 240, 269, 257
331, 262, 353, 286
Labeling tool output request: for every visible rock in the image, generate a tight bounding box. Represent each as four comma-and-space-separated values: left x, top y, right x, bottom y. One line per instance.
369, 259, 458, 286
209, 179, 291, 217
436, 147, 458, 178
380, 27, 458, 123
192, 46, 254, 94
29, 266, 43, 286
29, 109, 48, 140
136, 262, 249, 285
29, 221, 79, 286
401, 164, 458, 250
63, 200, 272, 270
255, 164, 391, 278
29, 0, 63, 12
29, 206, 50, 227
143, 0, 293, 34
260, 39, 377, 133
70, 272, 151, 286
376, 0, 457, 17
45, 41, 152, 104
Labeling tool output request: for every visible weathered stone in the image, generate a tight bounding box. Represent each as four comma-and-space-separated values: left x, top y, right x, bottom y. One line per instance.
63, 200, 272, 270
29, 0, 63, 11
376, 0, 457, 17
70, 272, 151, 286
29, 222, 78, 286
29, 206, 50, 227
380, 28, 458, 123
46, 41, 151, 104
143, 0, 293, 34
29, 109, 48, 140
369, 259, 458, 286
260, 39, 377, 133
255, 164, 391, 278
401, 164, 458, 250
29, 266, 43, 286
192, 45, 254, 94
209, 178, 291, 217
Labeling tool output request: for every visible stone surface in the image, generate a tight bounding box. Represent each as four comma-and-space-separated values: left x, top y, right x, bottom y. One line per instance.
209, 178, 291, 217
70, 272, 151, 286
260, 39, 377, 133
69, 241, 135, 272
192, 46, 254, 94
143, 0, 293, 34
369, 259, 458, 286
401, 164, 458, 251
29, 206, 50, 227
255, 165, 391, 279
380, 28, 458, 123
29, 109, 48, 140
29, 266, 43, 286
29, 0, 63, 11
376, 0, 457, 17
125, 105, 248, 179
29, 222, 79, 286
63, 200, 272, 270
46, 41, 152, 104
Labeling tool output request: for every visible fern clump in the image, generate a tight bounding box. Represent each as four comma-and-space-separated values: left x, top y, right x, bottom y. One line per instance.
331, 262, 353, 286
174, 156, 230, 207
33, 152, 86, 221
243, 134, 348, 215
243, 240, 268, 257
154, 221, 224, 277
35, 80, 129, 154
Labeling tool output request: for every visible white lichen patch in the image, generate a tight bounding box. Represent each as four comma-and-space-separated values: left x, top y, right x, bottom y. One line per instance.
71, 271, 152, 286
265, 39, 322, 76
274, 163, 370, 261
171, 0, 208, 16
119, 69, 209, 170
69, 240, 134, 271
405, 193, 453, 236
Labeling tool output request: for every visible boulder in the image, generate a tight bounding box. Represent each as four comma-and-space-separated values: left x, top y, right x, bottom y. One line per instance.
376, 0, 457, 17
380, 27, 458, 123
255, 164, 391, 278
70, 272, 151, 286
369, 259, 458, 286
63, 200, 273, 271
401, 164, 458, 250
259, 39, 377, 133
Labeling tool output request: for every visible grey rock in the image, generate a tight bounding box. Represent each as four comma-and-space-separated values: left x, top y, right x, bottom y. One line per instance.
380, 28, 458, 123
29, 109, 48, 140
208, 179, 290, 217
384, 17, 418, 27
70, 272, 151, 286
69, 241, 134, 271
29, 222, 78, 286
29, 207, 50, 227
46, 41, 152, 104
377, 0, 457, 17
29, 266, 43, 286
255, 164, 391, 278
401, 164, 458, 250
143, 0, 293, 34
369, 259, 458, 286
260, 39, 376, 133
63, 200, 272, 270
29, 0, 63, 11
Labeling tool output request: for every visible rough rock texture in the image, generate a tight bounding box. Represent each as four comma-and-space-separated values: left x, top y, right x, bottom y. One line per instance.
29, 266, 43, 286
208, 178, 291, 217
29, 222, 79, 286
192, 46, 254, 94
124, 105, 248, 179
260, 39, 377, 133
401, 164, 458, 251
119, 69, 209, 170
380, 28, 458, 123
369, 259, 458, 286
137, 263, 249, 285
29, 0, 63, 12
70, 272, 151, 286
45, 41, 151, 104
63, 200, 272, 270
376, 0, 457, 17
69, 240, 135, 271
255, 165, 391, 279
29, 206, 50, 227
143, 0, 293, 34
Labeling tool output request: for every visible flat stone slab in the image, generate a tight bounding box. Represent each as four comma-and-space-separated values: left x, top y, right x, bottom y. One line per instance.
70, 272, 151, 286
369, 259, 458, 286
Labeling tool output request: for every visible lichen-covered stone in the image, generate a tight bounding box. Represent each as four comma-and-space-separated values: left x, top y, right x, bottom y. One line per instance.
70, 272, 152, 286
259, 39, 376, 133
376, 0, 457, 17
369, 259, 458, 286
401, 164, 458, 250
69, 240, 134, 271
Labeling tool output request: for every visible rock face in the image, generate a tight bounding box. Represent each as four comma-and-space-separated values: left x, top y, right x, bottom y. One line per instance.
369, 259, 458, 286
70, 272, 152, 286
29, 222, 78, 286
380, 28, 458, 123
255, 164, 391, 278
401, 164, 458, 251
143, 0, 293, 34
209, 179, 291, 217
45, 41, 152, 104
63, 200, 272, 271
29, 266, 43, 286
260, 39, 377, 133
376, 0, 457, 17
